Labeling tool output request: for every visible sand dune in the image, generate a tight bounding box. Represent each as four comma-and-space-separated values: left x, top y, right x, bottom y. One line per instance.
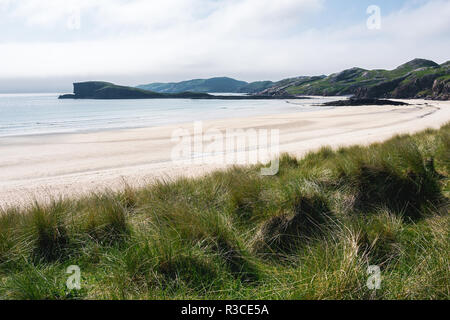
1, 99, 449, 208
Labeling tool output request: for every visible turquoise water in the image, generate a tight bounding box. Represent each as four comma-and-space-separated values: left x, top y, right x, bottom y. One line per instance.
0, 93, 339, 137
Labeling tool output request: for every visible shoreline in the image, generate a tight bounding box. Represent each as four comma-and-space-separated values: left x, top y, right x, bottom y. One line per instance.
1, 99, 449, 208
0, 96, 343, 139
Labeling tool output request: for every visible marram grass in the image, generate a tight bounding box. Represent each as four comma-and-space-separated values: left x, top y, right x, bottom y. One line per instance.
0, 124, 449, 300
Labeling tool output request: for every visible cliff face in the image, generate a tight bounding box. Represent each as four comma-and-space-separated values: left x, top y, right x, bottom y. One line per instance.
430, 77, 450, 100
391, 73, 441, 98
353, 77, 407, 99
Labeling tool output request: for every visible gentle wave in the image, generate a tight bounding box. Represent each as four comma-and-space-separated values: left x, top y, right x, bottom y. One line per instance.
0, 93, 342, 137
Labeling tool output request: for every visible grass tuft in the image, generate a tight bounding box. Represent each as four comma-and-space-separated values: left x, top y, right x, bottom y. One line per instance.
0, 123, 448, 300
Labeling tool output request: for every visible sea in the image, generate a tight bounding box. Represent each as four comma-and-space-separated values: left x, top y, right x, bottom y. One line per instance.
0, 93, 343, 137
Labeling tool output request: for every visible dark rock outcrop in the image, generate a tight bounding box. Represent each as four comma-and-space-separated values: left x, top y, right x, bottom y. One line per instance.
391, 73, 443, 98
430, 77, 450, 100
321, 98, 409, 107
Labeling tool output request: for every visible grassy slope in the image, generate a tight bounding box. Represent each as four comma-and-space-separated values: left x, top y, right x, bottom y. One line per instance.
137, 77, 249, 94
237, 81, 275, 93
0, 124, 449, 300
285, 59, 449, 98
137, 78, 276, 94
62, 82, 215, 100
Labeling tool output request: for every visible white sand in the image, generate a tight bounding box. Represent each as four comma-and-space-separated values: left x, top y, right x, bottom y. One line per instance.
1, 99, 449, 208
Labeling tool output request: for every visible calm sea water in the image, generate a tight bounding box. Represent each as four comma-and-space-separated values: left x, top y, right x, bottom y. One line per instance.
0, 93, 341, 137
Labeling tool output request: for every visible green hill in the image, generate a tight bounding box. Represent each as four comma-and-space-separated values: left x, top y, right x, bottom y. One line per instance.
263, 58, 449, 100
237, 80, 275, 93
137, 77, 275, 94
137, 77, 248, 93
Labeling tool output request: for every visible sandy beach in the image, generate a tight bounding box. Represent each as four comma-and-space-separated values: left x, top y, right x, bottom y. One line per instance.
1, 99, 449, 208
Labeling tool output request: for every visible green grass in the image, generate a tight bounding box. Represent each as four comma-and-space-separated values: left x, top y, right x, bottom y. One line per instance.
0, 124, 449, 300
285, 58, 449, 97
437, 75, 450, 82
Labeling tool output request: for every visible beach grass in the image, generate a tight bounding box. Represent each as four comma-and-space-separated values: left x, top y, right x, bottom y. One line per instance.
0, 123, 449, 300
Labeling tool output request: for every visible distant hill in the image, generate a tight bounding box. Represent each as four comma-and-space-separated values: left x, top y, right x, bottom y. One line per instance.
60, 58, 449, 101
137, 77, 274, 94
58, 81, 298, 100
137, 77, 246, 93
263, 58, 449, 100
237, 81, 275, 93
59, 81, 212, 99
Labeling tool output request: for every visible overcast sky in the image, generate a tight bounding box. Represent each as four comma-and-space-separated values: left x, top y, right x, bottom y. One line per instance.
0, 0, 449, 93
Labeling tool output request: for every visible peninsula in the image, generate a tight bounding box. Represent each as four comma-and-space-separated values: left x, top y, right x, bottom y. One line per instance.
58, 81, 300, 100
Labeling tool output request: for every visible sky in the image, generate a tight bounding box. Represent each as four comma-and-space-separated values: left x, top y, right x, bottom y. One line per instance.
0, 0, 449, 93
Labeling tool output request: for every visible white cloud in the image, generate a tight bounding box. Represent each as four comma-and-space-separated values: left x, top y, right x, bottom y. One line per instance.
0, 0, 324, 34
0, 0, 448, 89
